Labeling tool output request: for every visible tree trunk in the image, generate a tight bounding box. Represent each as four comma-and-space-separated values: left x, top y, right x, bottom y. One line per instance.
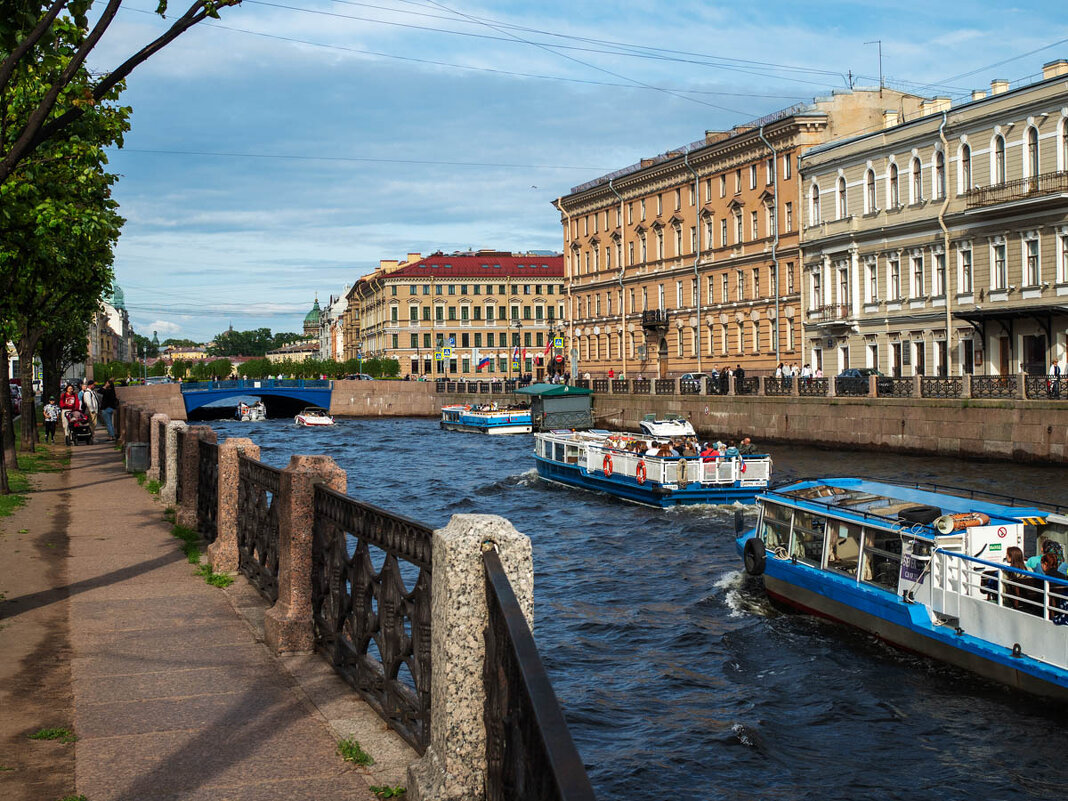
17, 331, 41, 452
0, 347, 18, 470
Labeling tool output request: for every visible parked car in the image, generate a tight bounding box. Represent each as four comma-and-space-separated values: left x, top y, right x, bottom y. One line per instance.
836, 367, 893, 396
679, 372, 714, 391
343, 373, 374, 380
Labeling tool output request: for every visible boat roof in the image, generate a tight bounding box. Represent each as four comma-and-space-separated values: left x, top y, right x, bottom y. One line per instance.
514, 383, 592, 397
761, 477, 1065, 529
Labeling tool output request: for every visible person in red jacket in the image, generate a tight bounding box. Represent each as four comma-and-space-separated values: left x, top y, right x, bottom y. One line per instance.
59, 383, 80, 443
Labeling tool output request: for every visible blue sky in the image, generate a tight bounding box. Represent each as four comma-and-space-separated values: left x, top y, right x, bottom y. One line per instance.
92, 0, 1068, 343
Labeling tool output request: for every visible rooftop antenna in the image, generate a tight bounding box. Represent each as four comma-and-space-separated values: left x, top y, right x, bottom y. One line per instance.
865, 40, 883, 96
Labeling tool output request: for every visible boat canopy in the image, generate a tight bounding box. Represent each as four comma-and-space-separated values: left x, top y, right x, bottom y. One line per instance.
513, 383, 592, 397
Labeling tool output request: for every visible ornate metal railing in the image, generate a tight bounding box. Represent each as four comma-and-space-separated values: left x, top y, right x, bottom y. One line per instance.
574, 379, 590, 389
877, 378, 914, 398
679, 378, 701, 395
483, 547, 597, 801
236, 456, 281, 603
632, 379, 650, 395
611, 380, 628, 394
311, 485, 433, 753
640, 309, 669, 328
798, 378, 829, 397
1025, 375, 1065, 400
765, 378, 791, 396
196, 440, 219, 542
158, 419, 168, 489
180, 378, 332, 392
592, 379, 609, 394
735, 376, 759, 396
964, 170, 1068, 208
654, 379, 674, 395
175, 429, 185, 505
922, 377, 963, 399
971, 376, 1018, 399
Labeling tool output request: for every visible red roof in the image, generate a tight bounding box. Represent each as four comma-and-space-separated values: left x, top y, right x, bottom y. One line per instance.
389, 254, 563, 279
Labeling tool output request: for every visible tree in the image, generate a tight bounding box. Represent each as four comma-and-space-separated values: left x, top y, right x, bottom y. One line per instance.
162, 338, 199, 349
0, 0, 242, 188
207, 327, 274, 357
170, 359, 190, 380
134, 333, 159, 359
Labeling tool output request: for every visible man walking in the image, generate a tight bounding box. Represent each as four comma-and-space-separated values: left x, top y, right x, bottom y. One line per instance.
82, 379, 100, 431
99, 379, 119, 440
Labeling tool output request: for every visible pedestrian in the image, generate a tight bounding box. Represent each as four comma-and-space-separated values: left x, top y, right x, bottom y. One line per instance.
42, 396, 60, 444
1050, 360, 1062, 399
59, 383, 80, 443
82, 379, 100, 431
607, 368, 615, 380
99, 378, 119, 440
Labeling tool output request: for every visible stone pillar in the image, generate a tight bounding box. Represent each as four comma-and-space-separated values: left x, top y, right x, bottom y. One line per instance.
408, 515, 533, 801
138, 408, 152, 446
827, 374, 837, 397
912, 375, 922, 398
1017, 371, 1027, 400
728, 375, 736, 396
265, 455, 347, 654
757, 376, 766, 396
177, 426, 216, 531
868, 374, 879, 397
208, 438, 261, 574
699, 375, 708, 395
962, 374, 972, 399
673, 378, 681, 395
148, 413, 169, 481
792, 375, 801, 397
161, 421, 187, 506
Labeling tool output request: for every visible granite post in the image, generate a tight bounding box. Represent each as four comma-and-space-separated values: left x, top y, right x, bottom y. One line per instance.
138, 408, 152, 447
407, 514, 533, 801
160, 421, 187, 506
148, 413, 169, 481
176, 426, 216, 531
264, 455, 347, 654
208, 438, 261, 574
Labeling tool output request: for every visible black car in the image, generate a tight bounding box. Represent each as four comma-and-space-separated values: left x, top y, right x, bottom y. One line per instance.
836, 367, 893, 396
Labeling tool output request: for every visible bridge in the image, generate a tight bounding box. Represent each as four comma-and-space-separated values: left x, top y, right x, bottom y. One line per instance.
179, 378, 333, 416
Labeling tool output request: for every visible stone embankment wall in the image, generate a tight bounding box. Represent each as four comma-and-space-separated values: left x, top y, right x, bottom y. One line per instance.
115, 384, 187, 421
329, 379, 439, 416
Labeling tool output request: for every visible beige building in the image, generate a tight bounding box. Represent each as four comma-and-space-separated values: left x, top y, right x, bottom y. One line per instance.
349, 251, 565, 379
799, 60, 1068, 378
266, 340, 319, 364
554, 88, 922, 379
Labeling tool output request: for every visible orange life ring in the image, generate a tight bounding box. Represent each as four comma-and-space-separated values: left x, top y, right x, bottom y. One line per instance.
636, 460, 647, 485
603, 453, 613, 477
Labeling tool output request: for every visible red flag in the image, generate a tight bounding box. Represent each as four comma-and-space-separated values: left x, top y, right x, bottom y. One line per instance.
521, 348, 527, 362
543, 338, 553, 355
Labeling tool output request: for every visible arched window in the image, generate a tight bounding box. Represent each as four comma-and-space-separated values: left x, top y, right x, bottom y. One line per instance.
836, 176, 847, 219
994, 135, 1006, 184
934, 151, 945, 199
889, 162, 900, 207
960, 144, 971, 193
1027, 127, 1039, 183
911, 157, 923, 203
865, 169, 876, 213
810, 182, 821, 224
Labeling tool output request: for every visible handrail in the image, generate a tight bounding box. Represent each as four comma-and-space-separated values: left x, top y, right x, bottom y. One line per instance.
936, 548, 1068, 589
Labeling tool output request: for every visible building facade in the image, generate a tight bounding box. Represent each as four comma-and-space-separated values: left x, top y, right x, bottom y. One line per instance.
554, 88, 923, 378
799, 60, 1068, 378
318, 289, 350, 362
86, 286, 137, 379
350, 251, 566, 379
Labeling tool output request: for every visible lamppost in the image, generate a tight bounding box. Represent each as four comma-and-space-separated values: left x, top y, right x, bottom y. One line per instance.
509, 318, 523, 383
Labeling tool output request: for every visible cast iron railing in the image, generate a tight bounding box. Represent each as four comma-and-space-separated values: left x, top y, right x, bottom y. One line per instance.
311, 485, 433, 753
971, 376, 1018, 399
632, 379, 650, 395
765, 378, 791, 396
180, 378, 332, 392
654, 379, 674, 395
877, 378, 914, 398
964, 170, 1068, 208
175, 429, 185, 504
641, 309, 669, 328
1025, 375, 1065, 400
799, 378, 829, 396
679, 378, 701, 395
158, 419, 168, 489
592, 379, 608, 394
483, 547, 597, 801
735, 377, 759, 396
236, 456, 281, 603
197, 440, 219, 542
922, 377, 963, 398
574, 379, 590, 389
611, 380, 628, 394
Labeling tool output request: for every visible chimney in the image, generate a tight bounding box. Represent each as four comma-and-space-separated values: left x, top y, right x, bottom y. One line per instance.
990, 79, 1009, 95
379, 259, 399, 271
931, 97, 952, 114
971, 90, 987, 101
920, 99, 935, 117
640, 158, 655, 168
407, 253, 422, 264
883, 109, 899, 129
1043, 59, 1068, 79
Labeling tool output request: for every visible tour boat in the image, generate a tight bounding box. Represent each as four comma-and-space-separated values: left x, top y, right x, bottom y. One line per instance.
235, 401, 266, 422
440, 404, 532, 435
737, 477, 1068, 700
638, 413, 696, 439
295, 407, 335, 427
533, 429, 772, 506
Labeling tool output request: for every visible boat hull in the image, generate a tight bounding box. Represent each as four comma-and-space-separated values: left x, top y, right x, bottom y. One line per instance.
535, 455, 758, 507
441, 420, 531, 435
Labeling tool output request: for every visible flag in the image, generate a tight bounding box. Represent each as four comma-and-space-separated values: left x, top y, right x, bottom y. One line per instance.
521, 348, 527, 362
544, 338, 553, 355
477, 357, 491, 370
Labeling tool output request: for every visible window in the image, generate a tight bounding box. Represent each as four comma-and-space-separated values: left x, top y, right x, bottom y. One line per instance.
423, 284, 430, 295
791, 510, 827, 567
960, 144, 972, 193
934, 252, 946, 297
391, 334, 398, 349
674, 188, 681, 210
721, 274, 729, 303
766, 156, 774, 184
435, 306, 444, 321
719, 174, 727, 197
461, 332, 469, 347
460, 305, 469, 321
751, 210, 759, 239
783, 154, 792, 180
676, 279, 683, 308
959, 247, 973, 293
448, 306, 456, 321
785, 202, 793, 232
888, 257, 901, 300
838, 267, 849, 307
752, 268, 760, 298
992, 243, 1007, 289
911, 254, 924, 298
473, 306, 482, 320
811, 270, 822, 309
448, 284, 456, 295
391, 285, 397, 296
889, 162, 900, 207
656, 229, 664, 260
786, 262, 794, 294
423, 306, 431, 321
424, 333, 431, 348
1025, 237, 1040, 286
734, 211, 743, 243
460, 284, 468, 295
657, 193, 663, 216
674, 225, 683, 255
640, 198, 646, 220
1061, 233, 1068, 284
409, 333, 417, 348
639, 232, 647, 262
735, 169, 742, 193
827, 520, 864, 579
865, 170, 876, 213
474, 285, 481, 295
487, 332, 494, 347
866, 262, 878, 302
749, 164, 757, 189
720, 219, 728, 247
409, 306, 418, 322
934, 151, 945, 199
911, 157, 923, 203
994, 135, 1006, 184
836, 176, 847, 219
810, 183, 821, 224
736, 270, 745, 301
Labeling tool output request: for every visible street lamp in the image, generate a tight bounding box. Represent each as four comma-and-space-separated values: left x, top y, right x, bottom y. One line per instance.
509, 318, 523, 383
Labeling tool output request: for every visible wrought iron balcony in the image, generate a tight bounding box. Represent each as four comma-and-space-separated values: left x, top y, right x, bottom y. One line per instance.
964, 170, 1068, 208
641, 309, 669, 329
807, 304, 852, 323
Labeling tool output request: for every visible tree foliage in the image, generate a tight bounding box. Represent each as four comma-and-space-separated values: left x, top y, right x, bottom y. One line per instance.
133, 332, 159, 358
206, 328, 308, 358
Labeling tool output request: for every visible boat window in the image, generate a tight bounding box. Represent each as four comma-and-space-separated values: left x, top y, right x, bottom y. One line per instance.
791, 511, 827, 567
759, 502, 791, 552
554, 442, 565, 462
827, 520, 863, 580
860, 527, 903, 591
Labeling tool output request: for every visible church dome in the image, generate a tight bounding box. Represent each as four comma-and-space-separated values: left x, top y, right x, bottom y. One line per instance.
304, 298, 321, 325
109, 285, 126, 310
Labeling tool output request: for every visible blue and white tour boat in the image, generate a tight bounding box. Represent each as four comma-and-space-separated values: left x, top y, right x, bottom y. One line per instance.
533, 429, 772, 506
738, 477, 1068, 699
440, 403, 532, 435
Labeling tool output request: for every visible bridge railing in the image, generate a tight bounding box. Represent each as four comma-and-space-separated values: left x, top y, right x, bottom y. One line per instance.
179, 378, 333, 393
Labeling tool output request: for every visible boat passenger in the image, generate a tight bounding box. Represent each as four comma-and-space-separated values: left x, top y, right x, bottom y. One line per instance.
645, 442, 662, 457
679, 440, 698, 458
699, 443, 719, 462
724, 442, 740, 459
1026, 539, 1067, 576
738, 437, 756, 455
1000, 546, 1036, 611
1041, 553, 1068, 624
656, 442, 676, 458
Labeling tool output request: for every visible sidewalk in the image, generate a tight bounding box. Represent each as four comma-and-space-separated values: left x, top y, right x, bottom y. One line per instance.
2, 438, 410, 801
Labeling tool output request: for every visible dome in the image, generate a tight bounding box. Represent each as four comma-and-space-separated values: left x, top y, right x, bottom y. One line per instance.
109, 285, 126, 310
304, 298, 321, 325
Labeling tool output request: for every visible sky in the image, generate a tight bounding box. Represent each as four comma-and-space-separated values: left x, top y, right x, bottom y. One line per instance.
88, 0, 1068, 343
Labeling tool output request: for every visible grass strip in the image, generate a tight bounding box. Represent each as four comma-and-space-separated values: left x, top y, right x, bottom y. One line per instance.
337, 738, 374, 766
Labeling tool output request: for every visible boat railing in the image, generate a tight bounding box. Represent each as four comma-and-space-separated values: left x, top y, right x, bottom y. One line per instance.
928, 548, 1068, 670
854, 476, 1068, 516
577, 442, 769, 486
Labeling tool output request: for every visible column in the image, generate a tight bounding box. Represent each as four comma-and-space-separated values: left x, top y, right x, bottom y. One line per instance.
207, 437, 261, 574
148, 413, 169, 482
160, 421, 187, 506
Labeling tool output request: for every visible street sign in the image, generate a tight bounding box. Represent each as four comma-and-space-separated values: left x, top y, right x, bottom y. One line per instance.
554, 337, 564, 348
434, 351, 443, 361
555, 355, 564, 363
442, 347, 452, 358
511, 361, 520, 369
448, 336, 456, 347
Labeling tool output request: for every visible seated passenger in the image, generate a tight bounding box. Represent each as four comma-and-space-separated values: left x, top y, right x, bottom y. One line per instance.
1001, 546, 1034, 611
645, 442, 662, 457
656, 442, 676, 458
1041, 553, 1068, 624
724, 441, 740, 459
699, 442, 718, 462
1026, 539, 1067, 576
680, 440, 698, 458
738, 437, 756, 454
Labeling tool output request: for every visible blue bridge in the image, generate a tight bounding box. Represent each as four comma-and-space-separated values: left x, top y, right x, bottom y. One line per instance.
180, 379, 333, 416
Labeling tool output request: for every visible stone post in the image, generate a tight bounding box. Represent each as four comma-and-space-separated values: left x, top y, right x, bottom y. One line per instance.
407, 514, 533, 801
1017, 371, 1027, 400
757, 376, 766, 396
148, 413, 169, 481
912, 375, 923, 398
177, 426, 216, 531
962, 374, 972, 399
728, 375, 736, 396
868, 374, 879, 397
161, 421, 187, 506
138, 408, 152, 447
208, 438, 261, 574
792, 375, 801, 396
264, 455, 347, 654
699, 375, 708, 395
827, 374, 837, 397
673, 378, 681, 395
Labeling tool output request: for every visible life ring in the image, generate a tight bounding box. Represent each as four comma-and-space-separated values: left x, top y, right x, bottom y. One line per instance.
677, 458, 687, 485
636, 460, 647, 485
603, 453, 613, 477
743, 538, 766, 576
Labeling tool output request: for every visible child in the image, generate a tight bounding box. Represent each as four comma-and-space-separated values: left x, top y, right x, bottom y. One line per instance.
43, 396, 60, 444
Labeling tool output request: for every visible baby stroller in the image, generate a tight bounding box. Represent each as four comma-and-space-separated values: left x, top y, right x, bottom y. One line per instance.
66, 409, 94, 445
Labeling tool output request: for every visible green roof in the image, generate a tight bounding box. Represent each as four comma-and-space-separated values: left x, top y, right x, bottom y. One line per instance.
513, 383, 592, 397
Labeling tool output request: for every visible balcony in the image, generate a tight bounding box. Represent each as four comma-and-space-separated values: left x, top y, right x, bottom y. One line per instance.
964, 170, 1068, 210
806, 303, 854, 334
641, 309, 669, 330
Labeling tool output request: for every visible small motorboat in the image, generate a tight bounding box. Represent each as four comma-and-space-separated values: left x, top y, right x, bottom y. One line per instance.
236, 401, 267, 422
638, 413, 696, 438
295, 407, 335, 427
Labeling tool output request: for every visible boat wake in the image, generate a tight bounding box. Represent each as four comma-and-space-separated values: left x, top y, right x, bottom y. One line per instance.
474, 468, 541, 494
713, 570, 776, 619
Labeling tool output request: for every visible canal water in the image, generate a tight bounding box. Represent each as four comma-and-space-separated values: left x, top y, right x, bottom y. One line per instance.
208, 415, 1065, 801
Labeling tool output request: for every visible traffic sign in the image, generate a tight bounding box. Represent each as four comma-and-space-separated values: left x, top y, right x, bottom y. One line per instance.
555, 355, 564, 363
554, 337, 564, 348
434, 351, 443, 361
442, 347, 452, 358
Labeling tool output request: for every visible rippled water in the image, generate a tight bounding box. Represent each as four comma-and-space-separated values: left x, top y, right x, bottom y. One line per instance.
208, 415, 1066, 801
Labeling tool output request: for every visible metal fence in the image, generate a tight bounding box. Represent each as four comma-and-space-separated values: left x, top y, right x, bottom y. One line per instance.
483, 547, 597, 801
921, 377, 963, 399
196, 440, 219, 542
574, 379, 590, 389
654, 379, 675, 395
971, 376, 1018, 399
592, 379, 609, 394
175, 429, 185, 505
311, 485, 434, 753
877, 378, 914, 398
236, 456, 281, 603
679, 378, 701, 395
735, 377, 759, 396
632, 379, 650, 395
799, 378, 829, 397
611, 379, 629, 394
765, 378, 791, 396
1025, 376, 1065, 400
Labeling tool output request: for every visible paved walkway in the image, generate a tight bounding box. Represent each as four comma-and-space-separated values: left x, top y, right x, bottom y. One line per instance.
3, 438, 412, 801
